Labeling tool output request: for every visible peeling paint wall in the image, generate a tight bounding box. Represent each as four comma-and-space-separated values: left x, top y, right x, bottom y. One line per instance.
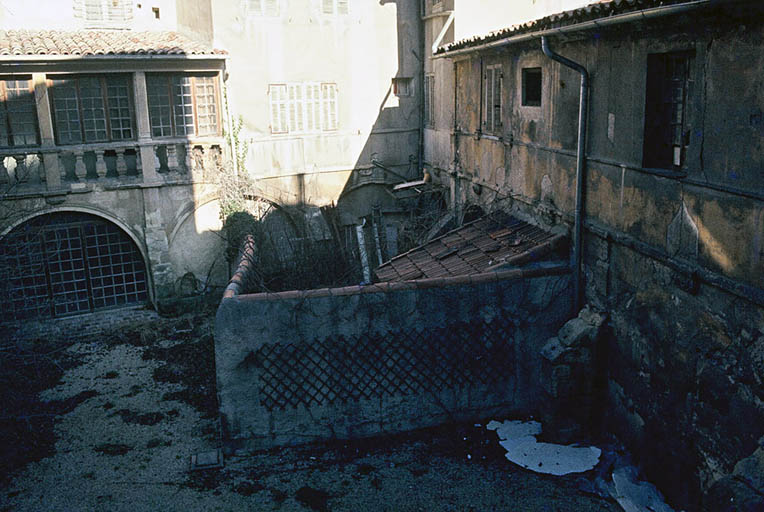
425, 5, 764, 510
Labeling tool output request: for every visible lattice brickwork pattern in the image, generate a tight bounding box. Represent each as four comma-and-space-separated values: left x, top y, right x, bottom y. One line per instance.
254, 318, 515, 411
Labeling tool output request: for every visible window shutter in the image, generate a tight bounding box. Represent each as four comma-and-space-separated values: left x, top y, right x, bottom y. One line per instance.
249, 0, 262, 14
269, 84, 287, 133
288, 84, 304, 132
264, 0, 278, 16
322, 0, 333, 14
337, 0, 349, 14
321, 84, 337, 130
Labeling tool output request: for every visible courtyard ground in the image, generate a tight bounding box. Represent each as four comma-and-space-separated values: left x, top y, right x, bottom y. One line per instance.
0, 312, 623, 511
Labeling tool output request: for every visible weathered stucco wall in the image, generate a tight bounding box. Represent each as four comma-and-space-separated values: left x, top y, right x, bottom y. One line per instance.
426, 6, 764, 509
215, 267, 572, 452
212, 0, 422, 222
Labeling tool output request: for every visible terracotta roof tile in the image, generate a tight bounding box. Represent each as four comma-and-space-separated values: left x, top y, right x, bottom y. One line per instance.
0, 30, 226, 58
375, 212, 569, 282
437, 0, 707, 55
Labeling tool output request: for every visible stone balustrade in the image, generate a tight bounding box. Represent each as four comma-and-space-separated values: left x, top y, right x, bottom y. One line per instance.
0, 138, 225, 195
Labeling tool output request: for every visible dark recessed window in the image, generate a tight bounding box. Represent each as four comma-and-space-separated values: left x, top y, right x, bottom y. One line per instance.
642, 51, 694, 170
522, 67, 542, 107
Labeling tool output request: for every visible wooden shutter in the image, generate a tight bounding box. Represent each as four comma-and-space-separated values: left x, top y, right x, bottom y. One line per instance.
337, 0, 349, 14
249, 0, 262, 14
322, 0, 333, 14
288, 84, 304, 132
269, 84, 287, 133
321, 83, 337, 130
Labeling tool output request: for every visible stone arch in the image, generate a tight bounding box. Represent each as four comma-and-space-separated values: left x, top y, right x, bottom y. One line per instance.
0, 209, 152, 321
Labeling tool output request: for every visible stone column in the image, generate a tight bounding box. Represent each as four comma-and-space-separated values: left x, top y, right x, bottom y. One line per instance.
132, 72, 160, 183
32, 73, 61, 189
142, 187, 174, 302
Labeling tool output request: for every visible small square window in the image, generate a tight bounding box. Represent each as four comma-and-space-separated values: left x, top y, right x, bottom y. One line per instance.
522, 67, 542, 107
392, 78, 411, 97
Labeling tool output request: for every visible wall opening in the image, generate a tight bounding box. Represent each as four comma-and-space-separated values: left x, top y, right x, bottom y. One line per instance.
0, 212, 149, 322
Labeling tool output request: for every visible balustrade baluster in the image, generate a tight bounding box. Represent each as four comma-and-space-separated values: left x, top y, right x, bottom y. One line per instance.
95, 150, 107, 179
0, 156, 8, 184
74, 151, 86, 180
13, 155, 27, 183
166, 144, 179, 173
184, 143, 193, 175
116, 149, 128, 178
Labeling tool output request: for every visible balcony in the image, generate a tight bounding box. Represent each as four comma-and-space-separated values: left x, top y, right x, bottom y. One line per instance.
0, 139, 225, 195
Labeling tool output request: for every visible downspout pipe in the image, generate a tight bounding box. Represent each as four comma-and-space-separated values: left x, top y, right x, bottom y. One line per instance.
541, 36, 589, 313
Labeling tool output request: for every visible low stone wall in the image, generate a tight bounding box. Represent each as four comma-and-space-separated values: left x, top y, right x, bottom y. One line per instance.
215, 265, 572, 452
3, 305, 160, 343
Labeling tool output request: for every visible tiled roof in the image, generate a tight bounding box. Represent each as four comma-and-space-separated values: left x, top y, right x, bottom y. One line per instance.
375, 212, 567, 282
437, 0, 707, 54
0, 30, 226, 58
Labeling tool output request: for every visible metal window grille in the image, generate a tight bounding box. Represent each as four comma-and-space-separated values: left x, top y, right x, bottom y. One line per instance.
0, 213, 148, 322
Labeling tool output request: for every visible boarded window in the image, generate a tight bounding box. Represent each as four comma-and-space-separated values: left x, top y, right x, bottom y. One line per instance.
0, 78, 39, 147
269, 82, 338, 133
522, 67, 542, 107
643, 51, 694, 170
147, 74, 221, 138
483, 64, 503, 134
50, 75, 134, 145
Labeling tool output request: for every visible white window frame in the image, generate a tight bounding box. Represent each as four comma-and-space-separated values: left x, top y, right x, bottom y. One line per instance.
321, 0, 349, 15
483, 64, 503, 135
269, 82, 339, 134
245, 0, 280, 17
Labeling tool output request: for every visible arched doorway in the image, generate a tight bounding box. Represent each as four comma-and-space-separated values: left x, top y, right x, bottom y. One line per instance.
0, 212, 149, 321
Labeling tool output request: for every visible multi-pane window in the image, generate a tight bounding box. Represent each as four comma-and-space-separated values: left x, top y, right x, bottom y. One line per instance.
483, 64, 503, 134
643, 51, 694, 170
0, 79, 39, 147
75, 0, 133, 28
322, 0, 349, 15
50, 75, 134, 145
246, 0, 279, 16
147, 74, 220, 138
269, 82, 338, 134
424, 74, 435, 128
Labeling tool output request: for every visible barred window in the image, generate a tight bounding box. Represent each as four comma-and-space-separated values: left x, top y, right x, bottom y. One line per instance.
49, 75, 134, 145
0, 78, 39, 148
269, 82, 338, 133
147, 74, 220, 138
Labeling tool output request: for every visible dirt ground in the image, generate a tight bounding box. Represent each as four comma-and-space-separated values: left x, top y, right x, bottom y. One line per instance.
0, 312, 623, 511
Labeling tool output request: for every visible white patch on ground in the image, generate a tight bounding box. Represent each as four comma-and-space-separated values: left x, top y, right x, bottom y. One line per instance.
611, 467, 675, 512
488, 419, 601, 476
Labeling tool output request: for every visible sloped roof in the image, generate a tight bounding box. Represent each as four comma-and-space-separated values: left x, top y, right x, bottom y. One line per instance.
0, 30, 226, 58
437, 0, 708, 55
374, 212, 567, 282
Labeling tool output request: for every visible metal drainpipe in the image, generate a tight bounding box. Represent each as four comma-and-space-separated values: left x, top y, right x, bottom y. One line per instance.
541, 36, 589, 313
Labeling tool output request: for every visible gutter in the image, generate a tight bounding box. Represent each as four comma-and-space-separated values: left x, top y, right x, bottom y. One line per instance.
433, 0, 711, 59
541, 37, 588, 314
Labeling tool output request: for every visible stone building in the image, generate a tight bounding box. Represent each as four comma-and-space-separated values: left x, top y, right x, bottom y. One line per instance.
425, 0, 764, 508
0, 0, 424, 329
0, 1, 230, 334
